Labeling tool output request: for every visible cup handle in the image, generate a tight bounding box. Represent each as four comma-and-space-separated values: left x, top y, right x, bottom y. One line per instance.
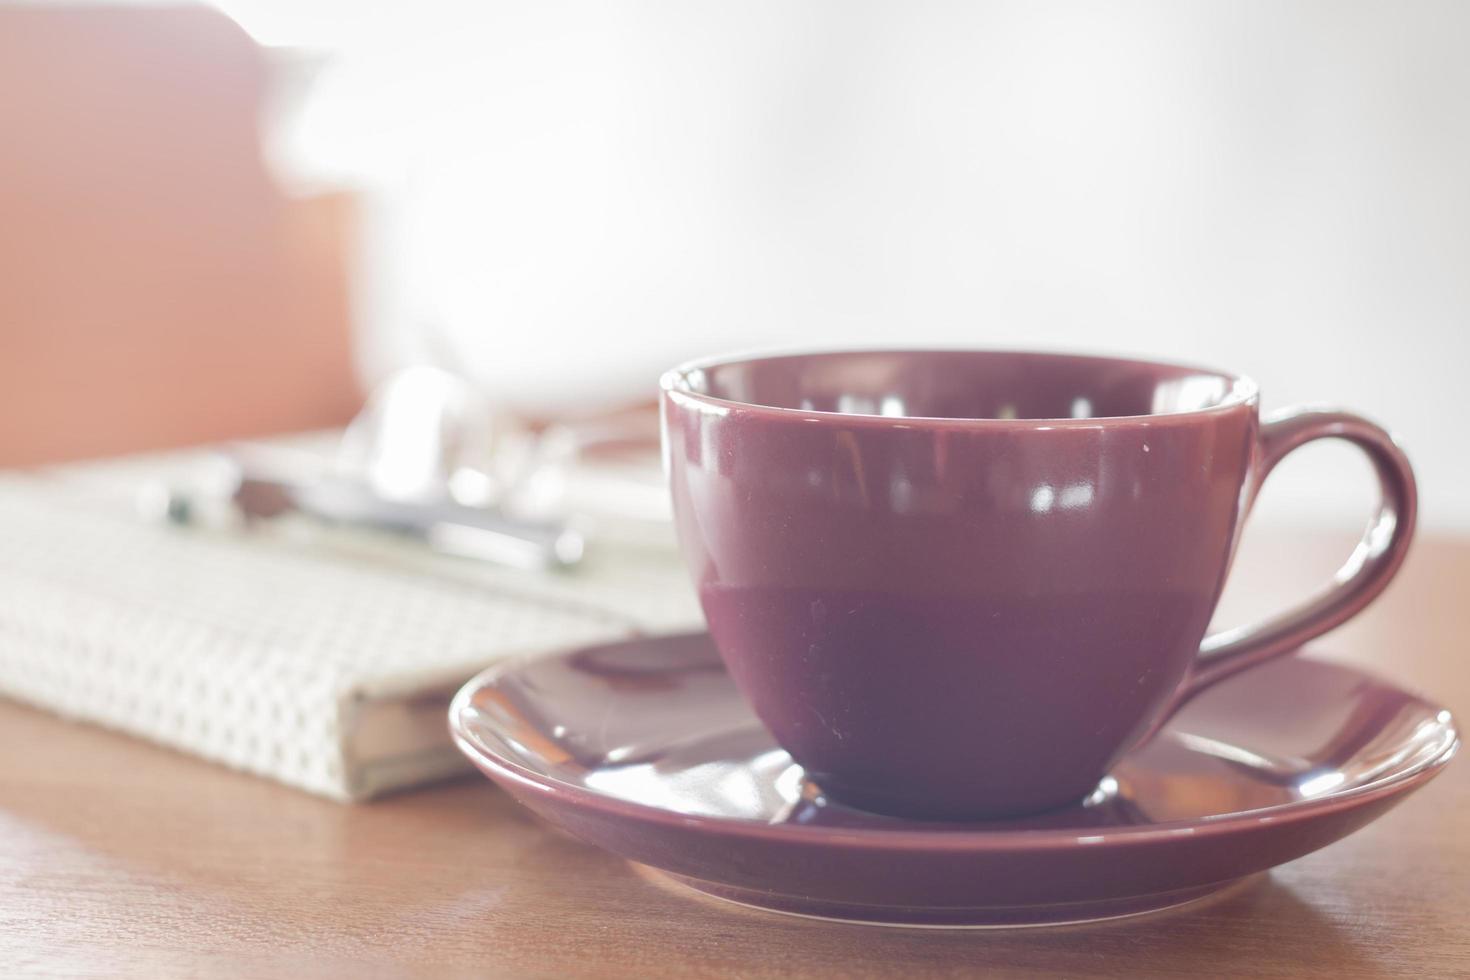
1172, 407, 1417, 706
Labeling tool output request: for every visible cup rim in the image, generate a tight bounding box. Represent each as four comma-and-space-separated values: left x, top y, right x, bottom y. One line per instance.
660, 347, 1260, 428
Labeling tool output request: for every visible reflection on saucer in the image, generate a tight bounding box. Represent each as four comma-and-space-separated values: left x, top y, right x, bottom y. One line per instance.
452, 632, 1457, 927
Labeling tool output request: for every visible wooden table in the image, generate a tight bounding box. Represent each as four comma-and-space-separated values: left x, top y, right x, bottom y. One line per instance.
2, 528, 1466, 978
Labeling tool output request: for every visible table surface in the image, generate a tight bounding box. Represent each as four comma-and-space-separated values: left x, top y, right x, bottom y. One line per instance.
2, 527, 1466, 979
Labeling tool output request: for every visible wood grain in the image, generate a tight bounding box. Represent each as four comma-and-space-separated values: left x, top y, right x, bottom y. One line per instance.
1, 528, 1466, 978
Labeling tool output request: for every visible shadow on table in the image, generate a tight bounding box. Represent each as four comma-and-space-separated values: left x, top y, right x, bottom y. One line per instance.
478, 826, 1396, 979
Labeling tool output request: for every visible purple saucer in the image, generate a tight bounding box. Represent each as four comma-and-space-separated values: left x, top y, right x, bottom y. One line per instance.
449, 633, 1458, 927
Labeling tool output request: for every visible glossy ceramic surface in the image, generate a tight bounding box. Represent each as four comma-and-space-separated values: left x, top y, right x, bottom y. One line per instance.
660, 350, 1416, 818
450, 633, 1458, 927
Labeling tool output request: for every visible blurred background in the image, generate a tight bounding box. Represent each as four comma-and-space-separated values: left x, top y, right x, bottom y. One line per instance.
3, 0, 1466, 531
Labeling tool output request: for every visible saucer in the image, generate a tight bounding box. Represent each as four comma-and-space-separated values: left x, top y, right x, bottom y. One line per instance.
449, 633, 1458, 927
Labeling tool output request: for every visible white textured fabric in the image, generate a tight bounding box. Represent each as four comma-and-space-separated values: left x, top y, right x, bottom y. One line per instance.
0, 446, 701, 800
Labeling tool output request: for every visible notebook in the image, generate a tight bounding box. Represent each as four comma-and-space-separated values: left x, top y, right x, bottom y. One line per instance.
0, 441, 702, 801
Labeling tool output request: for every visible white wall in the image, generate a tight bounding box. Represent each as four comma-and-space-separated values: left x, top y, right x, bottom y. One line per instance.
263, 1, 1470, 531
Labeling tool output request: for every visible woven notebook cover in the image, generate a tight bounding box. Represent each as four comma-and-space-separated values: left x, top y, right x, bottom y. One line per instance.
0, 445, 702, 801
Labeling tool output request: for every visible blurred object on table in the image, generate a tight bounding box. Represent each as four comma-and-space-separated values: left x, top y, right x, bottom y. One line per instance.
497, 402, 671, 551
228, 367, 671, 558
154, 369, 671, 572
186, 445, 588, 572
335, 365, 663, 529
0, 4, 360, 466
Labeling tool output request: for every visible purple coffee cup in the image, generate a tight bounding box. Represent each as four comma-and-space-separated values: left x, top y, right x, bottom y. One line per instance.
660, 350, 1416, 820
